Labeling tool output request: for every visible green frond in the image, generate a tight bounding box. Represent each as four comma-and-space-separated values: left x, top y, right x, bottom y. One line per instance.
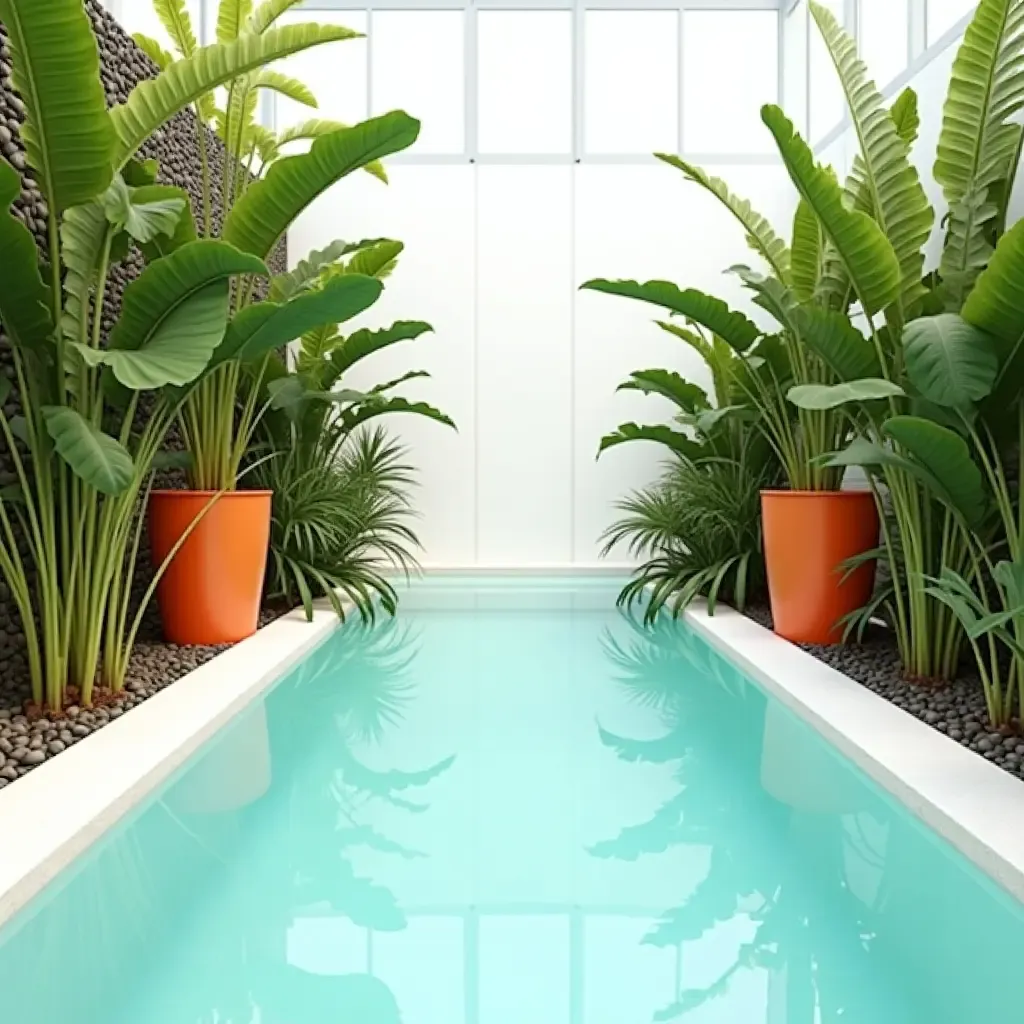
810, 1, 934, 324
655, 154, 792, 283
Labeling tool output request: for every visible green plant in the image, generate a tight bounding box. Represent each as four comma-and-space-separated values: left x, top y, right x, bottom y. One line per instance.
135, 0, 418, 491
598, 328, 780, 621
778, 0, 1024, 685
257, 426, 422, 621
251, 244, 455, 619
587, 0, 1024, 684
0, 0, 415, 709
582, 157, 885, 494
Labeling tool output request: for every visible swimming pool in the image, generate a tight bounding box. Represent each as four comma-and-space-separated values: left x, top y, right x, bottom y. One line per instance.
0, 576, 1022, 1022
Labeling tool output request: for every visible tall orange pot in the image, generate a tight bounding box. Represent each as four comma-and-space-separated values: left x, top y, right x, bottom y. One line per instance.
761, 489, 879, 646
149, 490, 272, 646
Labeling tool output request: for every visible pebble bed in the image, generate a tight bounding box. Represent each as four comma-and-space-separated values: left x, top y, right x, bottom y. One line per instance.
0, 611, 280, 790
746, 606, 1024, 783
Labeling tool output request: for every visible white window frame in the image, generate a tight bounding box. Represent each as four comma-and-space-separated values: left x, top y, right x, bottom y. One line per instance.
270, 0, 784, 165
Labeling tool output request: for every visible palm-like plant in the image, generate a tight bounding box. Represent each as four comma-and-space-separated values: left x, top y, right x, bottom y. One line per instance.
257, 426, 422, 621
249, 243, 455, 620
133, 0, 418, 491
0, 0, 407, 708
598, 322, 781, 621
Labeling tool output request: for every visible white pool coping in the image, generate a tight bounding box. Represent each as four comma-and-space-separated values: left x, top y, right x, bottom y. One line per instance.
685, 602, 1024, 905
0, 601, 339, 932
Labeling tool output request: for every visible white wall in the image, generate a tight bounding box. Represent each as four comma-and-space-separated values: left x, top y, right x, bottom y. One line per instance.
291, 161, 797, 568
283, 6, 794, 569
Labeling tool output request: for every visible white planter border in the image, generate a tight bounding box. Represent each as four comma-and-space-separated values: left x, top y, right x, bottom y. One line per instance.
0, 601, 339, 933
685, 602, 1024, 905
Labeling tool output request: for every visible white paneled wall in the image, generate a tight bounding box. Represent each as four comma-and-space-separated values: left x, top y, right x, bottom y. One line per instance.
291, 159, 797, 568
475, 166, 574, 564
282, 4, 792, 568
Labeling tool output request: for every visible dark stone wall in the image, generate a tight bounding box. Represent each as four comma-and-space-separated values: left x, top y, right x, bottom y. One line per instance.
0, 1, 286, 696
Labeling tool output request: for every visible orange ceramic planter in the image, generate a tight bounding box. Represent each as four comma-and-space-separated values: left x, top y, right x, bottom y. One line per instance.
761, 489, 880, 646
149, 490, 272, 646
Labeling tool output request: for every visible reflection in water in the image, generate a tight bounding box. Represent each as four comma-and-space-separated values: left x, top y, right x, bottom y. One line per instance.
591, 612, 1024, 1023
0, 615, 453, 1024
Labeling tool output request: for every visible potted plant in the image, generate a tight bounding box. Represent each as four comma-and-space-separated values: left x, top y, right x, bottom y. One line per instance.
775, 0, 1024, 681
132, 0, 421, 644
250, 241, 455, 622
595, 323, 781, 623
0, 0, 373, 708
583, 158, 895, 643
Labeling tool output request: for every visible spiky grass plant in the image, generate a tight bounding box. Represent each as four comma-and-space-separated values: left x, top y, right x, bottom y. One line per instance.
604, 452, 771, 624
254, 426, 421, 621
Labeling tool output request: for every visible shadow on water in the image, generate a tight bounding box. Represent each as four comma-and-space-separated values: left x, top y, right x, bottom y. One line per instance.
0, 614, 456, 1024
590, 610, 1024, 1024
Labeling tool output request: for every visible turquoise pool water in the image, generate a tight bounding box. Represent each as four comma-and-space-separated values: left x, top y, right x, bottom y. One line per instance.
1, 577, 1022, 1022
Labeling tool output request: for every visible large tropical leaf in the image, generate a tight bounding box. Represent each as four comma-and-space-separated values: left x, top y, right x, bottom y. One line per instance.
223, 113, 420, 260
730, 266, 801, 335
0, 158, 53, 352
219, 73, 260, 158
890, 87, 921, 146
342, 239, 404, 279
297, 324, 339, 373
132, 184, 198, 259
274, 119, 391, 183
41, 408, 134, 495
132, 33, 175, 70
103, 176, 186, 243
794, 305, 883, 382
0, 0, 114, 211
247, 0, 307, 35
654, 320, 713, 363
761, 105, 900, 318
940, 184, 1001, 308
154, 0, 199, 56
84, 241, 268, 389
340, 396, 455, 433
109, 23, 362, 168
787, 379, 905, 410
217, 274, 384, 363
790, 198, 823, 302
255, 69, 317, 106
269, 238, 385, 302
218, 0, 254, 43
60, 197, 110, 349
276, 118, 346, 147
329, 321, 435, 378
882, 416, 990, 528
580, 279, 762, 353
655, 154, 791, 282
597, 424, 704, 461
937, 2, 1024, 300
962, 218, 1024, 394
618, 370, 709, 414
935, 0, 1024, 208
903, 314, 999, 408
810, 3, 933, 322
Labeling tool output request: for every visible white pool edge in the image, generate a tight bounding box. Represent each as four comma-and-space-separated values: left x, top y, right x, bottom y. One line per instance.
685, 602, 1024, 905
0, 601, 339, 932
